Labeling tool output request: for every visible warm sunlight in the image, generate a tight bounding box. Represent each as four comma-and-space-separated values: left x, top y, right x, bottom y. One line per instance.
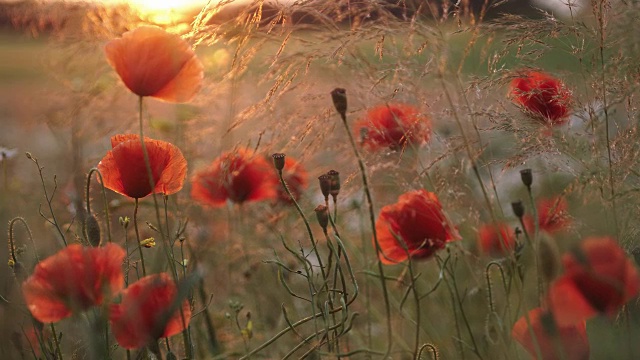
125, 0, 209, 23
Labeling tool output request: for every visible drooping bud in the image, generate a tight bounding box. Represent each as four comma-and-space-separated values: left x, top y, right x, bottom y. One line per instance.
271, 153, 286, 172
318, 174, 331, 201
83, 213, 101, 247
327, 170, 340, 201
520, 169, 533, 189
330, 88, 347, 119
314, 205, 329, 232
511, 201, 525, 219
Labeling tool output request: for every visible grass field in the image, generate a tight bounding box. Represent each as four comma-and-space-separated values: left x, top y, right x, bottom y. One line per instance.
1, 1, 640, 359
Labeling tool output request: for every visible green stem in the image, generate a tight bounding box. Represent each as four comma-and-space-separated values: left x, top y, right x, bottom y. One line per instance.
50, 323, 63, 359
336, 110, 393, 358
133, 198, 147, 277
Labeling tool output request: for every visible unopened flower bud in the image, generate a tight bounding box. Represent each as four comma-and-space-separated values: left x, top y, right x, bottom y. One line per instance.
330, 88, 347, 118
83, 213, 101, 247
25, 152, 32, 160
272, 153, 286, 172
314, 205, 329, 231
119, 216, 130, 229
327, 170, 340, 200
318, 174, 331, 201
511, 201, 525, 219
520, 169, 533, 189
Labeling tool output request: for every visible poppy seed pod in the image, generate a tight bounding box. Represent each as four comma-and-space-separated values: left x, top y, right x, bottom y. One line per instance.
520, 169, 533, 189
327, 170, 340, 199
512, 201, 525, 219
314, 205, 329, 232
318, 174, 331, 201
84, 213, 101, 247
271, 153, 286, 172
331, 88, 347, 118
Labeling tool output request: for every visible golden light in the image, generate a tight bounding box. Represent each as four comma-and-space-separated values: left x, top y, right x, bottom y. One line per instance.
126, 0, 208, 24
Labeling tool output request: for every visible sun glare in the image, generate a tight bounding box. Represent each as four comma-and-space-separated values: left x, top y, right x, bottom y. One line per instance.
126, 0, 207, 23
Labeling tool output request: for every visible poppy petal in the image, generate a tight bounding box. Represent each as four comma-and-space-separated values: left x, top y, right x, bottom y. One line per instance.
354, 103, 431, 151
512, 308, 589, 360
110, 273, 191, 349
105, 26, 203, 103
376, 189, 459, 264
190, 149, 278, 207
22, 244, 125, 323
98, 134, 187, 199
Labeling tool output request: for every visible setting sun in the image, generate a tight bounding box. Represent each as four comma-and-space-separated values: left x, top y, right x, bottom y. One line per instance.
124, 0, 209, 23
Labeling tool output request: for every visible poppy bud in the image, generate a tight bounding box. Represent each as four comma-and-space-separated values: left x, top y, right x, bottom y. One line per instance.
520, 169, 533, 189
331, 88, 347, 118
271, 153, 286, 172
327, 170, 340, 200
512, 201, 525, 219
83, 213, 101, 247
314, 205, 329, 232
119, 216, 130, 229
318, 174, 331, 201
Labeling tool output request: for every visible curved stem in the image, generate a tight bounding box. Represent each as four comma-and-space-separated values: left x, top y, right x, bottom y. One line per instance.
336, 110, 393, 357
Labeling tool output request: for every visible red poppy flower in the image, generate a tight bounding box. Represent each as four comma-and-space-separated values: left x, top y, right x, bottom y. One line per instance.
22, 243, 125, 323
548, 237, 640, 326
97, 134, 187, 199
478, 222, 516, 256
375, 189, 460, 264
512, 307, 589, 360
354, 103, 431, 151
105, 26, 203, 103
509, 71, 572, 125
191, 148, 278, 207
110, 273, 191, 349
276, 156, 308, 203
524, 197, 571, 235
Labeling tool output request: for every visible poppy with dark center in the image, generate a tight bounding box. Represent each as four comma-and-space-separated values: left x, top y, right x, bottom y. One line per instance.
191, 148, 278, 207
110, 273, 191, 349
524, 196, 571, 235
509, 71, 572, 125
512, 307, 589, 360
22, 243, 125, 323
548, 237, 640, 326
477, 222, 516, 256
276, 156, 308, 204
354, 103, 431, 151
97, 134, 187, 199
105, 26, 203, 103
375, 189, 460, 264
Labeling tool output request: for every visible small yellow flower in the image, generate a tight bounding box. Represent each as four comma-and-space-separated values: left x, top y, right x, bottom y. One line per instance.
140, 238, 156, 248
